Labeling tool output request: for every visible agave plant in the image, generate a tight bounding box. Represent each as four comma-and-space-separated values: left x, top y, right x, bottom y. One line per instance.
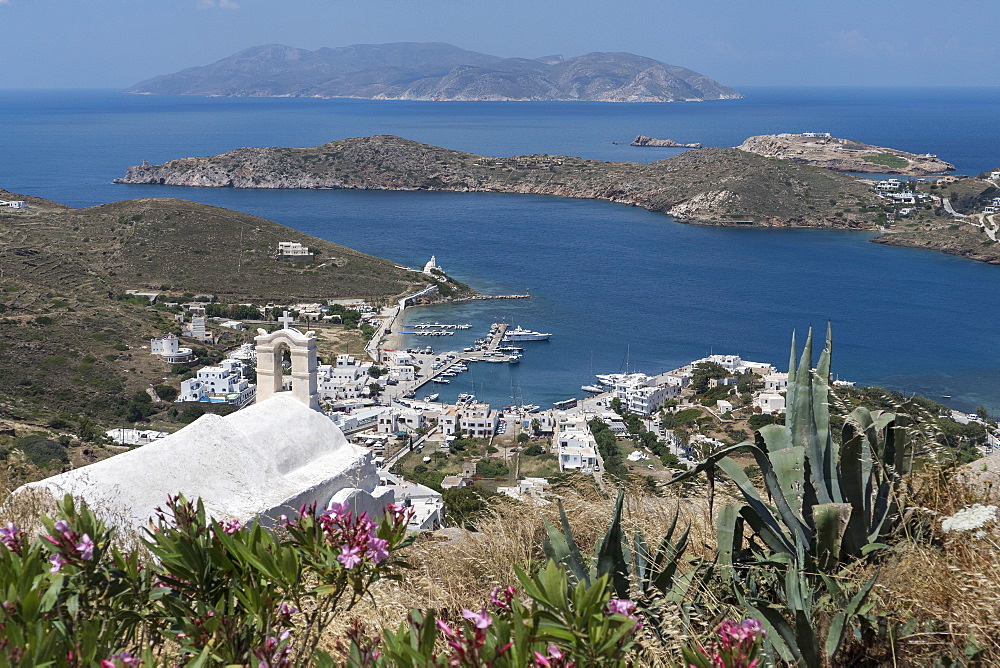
674, 324, 912, 572
541, 491, 704, 639
670, 325, 916, 665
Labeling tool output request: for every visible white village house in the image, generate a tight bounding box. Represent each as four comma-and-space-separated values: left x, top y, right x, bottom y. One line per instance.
150, 333, 194, 363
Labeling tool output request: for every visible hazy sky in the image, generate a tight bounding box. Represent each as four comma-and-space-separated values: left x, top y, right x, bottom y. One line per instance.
1, 0, 999, 89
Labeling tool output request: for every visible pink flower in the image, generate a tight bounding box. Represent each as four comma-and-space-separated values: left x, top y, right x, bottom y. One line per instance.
54, 520, 70, 533
491, 585, 516, 610
366, 536, 389, 564
462, 607, 492, 630
49, 553, 65, 573
0, 523, 23, 552
75, 534, 95, 560
436, 619, 455, 637
337, 545, 363, 569
607, 599, 637, 618
221, 519, 243, 535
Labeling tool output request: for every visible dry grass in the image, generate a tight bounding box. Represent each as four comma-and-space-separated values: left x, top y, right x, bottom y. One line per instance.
873, 469, 1000, 663
320, 481, 727, 662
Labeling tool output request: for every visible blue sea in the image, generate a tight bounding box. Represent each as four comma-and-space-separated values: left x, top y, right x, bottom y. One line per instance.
2, 87, 999, 413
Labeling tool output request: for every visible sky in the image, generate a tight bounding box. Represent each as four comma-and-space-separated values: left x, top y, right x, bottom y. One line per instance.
1, 0, 999, 89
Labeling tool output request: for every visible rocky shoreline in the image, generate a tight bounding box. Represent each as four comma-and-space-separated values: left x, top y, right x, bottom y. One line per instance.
630, 135, 702, 148
737, 134, 955, 176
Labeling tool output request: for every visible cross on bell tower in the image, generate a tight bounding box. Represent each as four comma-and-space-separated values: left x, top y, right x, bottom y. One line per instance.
278, 310, 294, 329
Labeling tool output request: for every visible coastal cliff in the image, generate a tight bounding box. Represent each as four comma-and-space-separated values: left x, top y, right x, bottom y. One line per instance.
737, 134, 955, 176
631, 135, 702, 148
115, 135, 879, 230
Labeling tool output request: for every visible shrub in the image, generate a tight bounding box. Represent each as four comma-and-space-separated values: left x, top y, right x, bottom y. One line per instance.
0, 494, 414, 665
9, 434, 69, 467
523, 444, 544, 456
475, 458, 509, 478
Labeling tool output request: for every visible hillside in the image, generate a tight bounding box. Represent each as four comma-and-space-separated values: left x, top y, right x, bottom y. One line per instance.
115, 135, 882, 230
0, 190, 432, 425
125, 42, 742, 103
737, 133, 955, 176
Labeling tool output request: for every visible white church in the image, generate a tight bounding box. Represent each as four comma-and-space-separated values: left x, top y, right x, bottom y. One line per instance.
18, 321, 400, 533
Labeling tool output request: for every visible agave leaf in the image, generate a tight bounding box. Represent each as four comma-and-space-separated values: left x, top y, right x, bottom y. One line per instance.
814, 324, 843, 503
633, 528, 650, 587
786, 330, 798, 437
716, 503, 743, 580
594, 491, 629, 598
651, 525, 690, 594
811, 503, 851, 571
825, 572, 878, 659
716, 456, 798, 557
739, 505, 794, 557
723, 451, 812, 563
838, 432, 869, 557
767, 443, 807, 522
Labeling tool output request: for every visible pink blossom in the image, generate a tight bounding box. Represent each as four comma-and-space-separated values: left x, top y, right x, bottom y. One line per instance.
491, 585, 516, 610
75, 534, 95, 560
606, 599, 637, 618
53, 520, 70, 533
49, 553, 65, 573
462, 607, 492, 630
0, 523, 23, 552
436, 619, 455, 637
327, 501, 349, 517
337, 545, 363, 569
221, 519, 243, 535
366, 536, 389, 564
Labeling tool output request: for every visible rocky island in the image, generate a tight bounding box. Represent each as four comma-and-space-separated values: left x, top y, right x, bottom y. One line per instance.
631, 135, 702, 148
737, 133, 955, 176
125, 42, 742, 103
115, 135, 879, 229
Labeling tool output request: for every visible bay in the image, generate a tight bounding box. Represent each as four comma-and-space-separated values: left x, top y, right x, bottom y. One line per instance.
1, 87, 998, 413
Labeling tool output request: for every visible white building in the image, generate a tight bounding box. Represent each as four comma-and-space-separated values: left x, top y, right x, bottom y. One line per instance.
388, 365, 415, 382
0, 200, 27, 209
763, 372, 788, 393
989, 171, 1000, 181
875, 179, 901, 192
183, 315, 213, 343
716, 400, 734, 415
377, 473, 444, 530
607, 373, 680, 415
278, 242, 312, 257
178, 359, 256, 406
219, 320, 244, 331
755, 392, 787, 414
555, 417, 599, 472
460, 404, 498, 438
106, 428, 168, 446
423, 255, 444, 276
150, 333, 194, 363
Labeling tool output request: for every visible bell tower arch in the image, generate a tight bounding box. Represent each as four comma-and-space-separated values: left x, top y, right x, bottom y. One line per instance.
254, 317, 319, 411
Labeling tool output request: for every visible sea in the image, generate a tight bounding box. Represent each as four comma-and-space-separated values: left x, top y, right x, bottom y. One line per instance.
1, 87, 999, 413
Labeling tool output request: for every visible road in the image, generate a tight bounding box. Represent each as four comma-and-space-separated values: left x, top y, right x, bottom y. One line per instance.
942, 198, 966, 218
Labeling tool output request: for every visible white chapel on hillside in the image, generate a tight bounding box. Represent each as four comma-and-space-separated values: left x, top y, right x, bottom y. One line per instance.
17, 319, 391, 533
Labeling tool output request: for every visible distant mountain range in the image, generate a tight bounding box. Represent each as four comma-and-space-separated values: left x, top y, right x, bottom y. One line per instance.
125, 42, 742, 103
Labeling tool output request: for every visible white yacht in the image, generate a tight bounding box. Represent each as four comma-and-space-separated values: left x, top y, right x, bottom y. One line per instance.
581, 385, 604, 393
503, 326, 551, 342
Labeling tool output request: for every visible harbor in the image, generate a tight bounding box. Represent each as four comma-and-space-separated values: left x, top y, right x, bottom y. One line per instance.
379, 319, 553, 404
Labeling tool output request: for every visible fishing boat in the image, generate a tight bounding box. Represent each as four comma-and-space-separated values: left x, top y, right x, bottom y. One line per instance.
432, 378, 451, 384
